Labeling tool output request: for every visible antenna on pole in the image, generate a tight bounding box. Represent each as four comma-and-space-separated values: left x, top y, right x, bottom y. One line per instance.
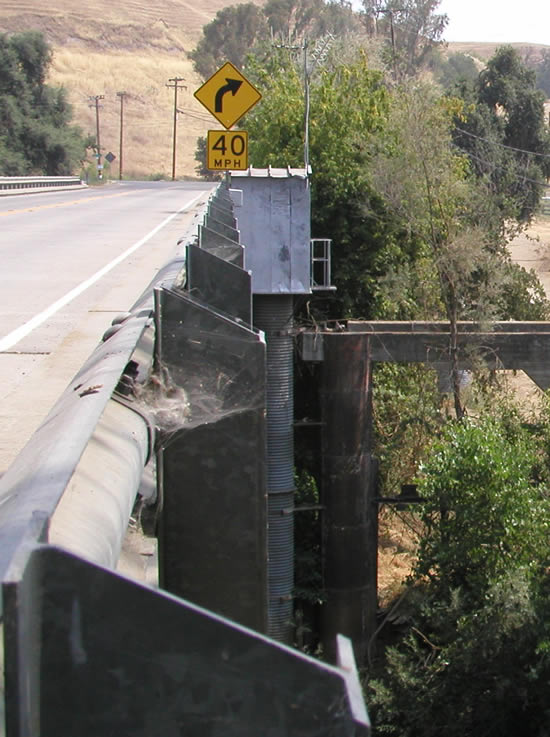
274, 34, 333, 170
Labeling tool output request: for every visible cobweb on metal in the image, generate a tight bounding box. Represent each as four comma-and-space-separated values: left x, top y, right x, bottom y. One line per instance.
135, 346, 262, 450
134, 363, 190, 437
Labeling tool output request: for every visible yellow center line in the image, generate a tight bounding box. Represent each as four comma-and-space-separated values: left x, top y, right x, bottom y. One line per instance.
0, 190, 133, 217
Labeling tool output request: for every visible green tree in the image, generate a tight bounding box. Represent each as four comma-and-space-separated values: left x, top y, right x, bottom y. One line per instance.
189, 4, 269, 79
434, 51, 479, 90
536, 48, 550, 97
415, 417, 550, 597
373, 85, 508, 417
453, 46, 550, 222
264, 0, 361, 42
189, 0, 363, 80
372, 81, 550, 416
0, 31, 89, 175
362, 0, 448, 77
245, 49, 422, 318
369, 412, 550, 737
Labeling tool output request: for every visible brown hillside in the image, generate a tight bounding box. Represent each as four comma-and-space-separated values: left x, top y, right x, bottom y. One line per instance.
1, 3, 549, 179
0, 0, 260, 178
0, 0, 250, 49
448, 40, 550, 64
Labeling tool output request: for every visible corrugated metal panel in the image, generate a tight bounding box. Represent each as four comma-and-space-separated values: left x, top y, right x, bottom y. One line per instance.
268, 491, 295, 642
253, 295, 295, 643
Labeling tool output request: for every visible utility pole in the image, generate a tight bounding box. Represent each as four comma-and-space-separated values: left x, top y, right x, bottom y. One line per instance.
89, 95, 105, 180
117, 91, 128, 181
166, 77, 187, 181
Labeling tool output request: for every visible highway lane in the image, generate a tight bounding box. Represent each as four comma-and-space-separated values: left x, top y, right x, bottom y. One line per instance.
0, 180, 214, 477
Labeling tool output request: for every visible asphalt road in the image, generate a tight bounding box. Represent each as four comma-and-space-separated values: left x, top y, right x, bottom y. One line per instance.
0, 180, 214, 478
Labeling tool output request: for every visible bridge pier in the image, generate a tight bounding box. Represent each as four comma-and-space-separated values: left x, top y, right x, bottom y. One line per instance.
320, 333, 378, 664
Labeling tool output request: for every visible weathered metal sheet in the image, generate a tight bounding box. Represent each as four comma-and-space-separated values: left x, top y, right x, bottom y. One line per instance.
3, 544, 370, 736
204, 213, 240, 242
199, 224, 244, 267
230, 173, 311, 294
187, 244, 252, 325
320, 333, 377, 665
157, 287, 267, 632
208, 201, 237, 228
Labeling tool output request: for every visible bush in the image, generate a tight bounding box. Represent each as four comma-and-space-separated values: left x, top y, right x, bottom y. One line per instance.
368, 413, 550, 736
414, 416, 550, 602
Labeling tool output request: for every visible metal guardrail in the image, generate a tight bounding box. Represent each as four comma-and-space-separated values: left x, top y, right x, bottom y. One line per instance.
0, 176, 84, 194
0, 182, 370, 735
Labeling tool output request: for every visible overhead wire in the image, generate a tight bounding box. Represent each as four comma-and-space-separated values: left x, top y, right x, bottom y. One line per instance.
454, 126, 550, 161
451, 142, 550, 189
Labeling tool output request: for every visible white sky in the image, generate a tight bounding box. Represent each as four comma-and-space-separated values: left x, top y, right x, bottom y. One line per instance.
438, 0, 550, 45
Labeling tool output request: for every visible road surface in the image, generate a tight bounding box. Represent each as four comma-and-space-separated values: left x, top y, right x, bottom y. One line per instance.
0, 180, 214, 478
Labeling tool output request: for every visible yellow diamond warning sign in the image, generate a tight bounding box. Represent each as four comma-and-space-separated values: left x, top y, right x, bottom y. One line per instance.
194, 62, 261, 130
207, 130, 248, 171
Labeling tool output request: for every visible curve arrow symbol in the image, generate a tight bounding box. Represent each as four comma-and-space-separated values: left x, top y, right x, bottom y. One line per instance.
215, 78, 243, 113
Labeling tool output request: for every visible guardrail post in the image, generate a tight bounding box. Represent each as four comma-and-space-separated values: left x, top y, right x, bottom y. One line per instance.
156, 284, 268, 633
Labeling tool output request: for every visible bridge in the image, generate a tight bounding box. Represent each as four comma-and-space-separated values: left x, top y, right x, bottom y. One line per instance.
0, 175, 369, 736
2, 172, 549, 734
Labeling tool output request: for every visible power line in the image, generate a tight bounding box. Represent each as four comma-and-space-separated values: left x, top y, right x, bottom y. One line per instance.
452, 143, 550, 189
454, 126, 550, 160
177, 108, 214, 123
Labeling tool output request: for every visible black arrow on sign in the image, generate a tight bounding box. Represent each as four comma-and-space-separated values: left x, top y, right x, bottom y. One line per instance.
215, 78, 243, 113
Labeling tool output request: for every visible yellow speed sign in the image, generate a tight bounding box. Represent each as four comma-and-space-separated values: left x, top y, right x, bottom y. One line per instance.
207, 130, 248, 171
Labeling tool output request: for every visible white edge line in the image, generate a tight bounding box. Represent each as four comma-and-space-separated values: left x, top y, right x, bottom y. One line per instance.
0, 191, 205, 353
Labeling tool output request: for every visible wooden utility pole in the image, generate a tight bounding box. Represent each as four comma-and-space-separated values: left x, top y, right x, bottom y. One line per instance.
117, 91, 128, 181
166, 77, 186, 181
89, 95, 105, 179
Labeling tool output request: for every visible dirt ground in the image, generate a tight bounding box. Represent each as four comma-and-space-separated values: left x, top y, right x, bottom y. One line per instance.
509, 215, 550, 294
376, 212, 550, 607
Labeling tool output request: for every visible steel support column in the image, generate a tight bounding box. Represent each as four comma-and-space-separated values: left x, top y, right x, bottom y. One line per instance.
320, 333, 377, 664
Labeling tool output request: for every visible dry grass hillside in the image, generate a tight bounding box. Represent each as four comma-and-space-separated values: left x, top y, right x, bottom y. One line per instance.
448, 41, 550, 63
0, 0, 260, 178
1, 3, 548, 178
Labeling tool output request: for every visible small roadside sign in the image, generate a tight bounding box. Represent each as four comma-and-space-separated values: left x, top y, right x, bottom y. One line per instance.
195, 62, 261, 130
207, 130, 248, 171
105, 152, 116, 163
